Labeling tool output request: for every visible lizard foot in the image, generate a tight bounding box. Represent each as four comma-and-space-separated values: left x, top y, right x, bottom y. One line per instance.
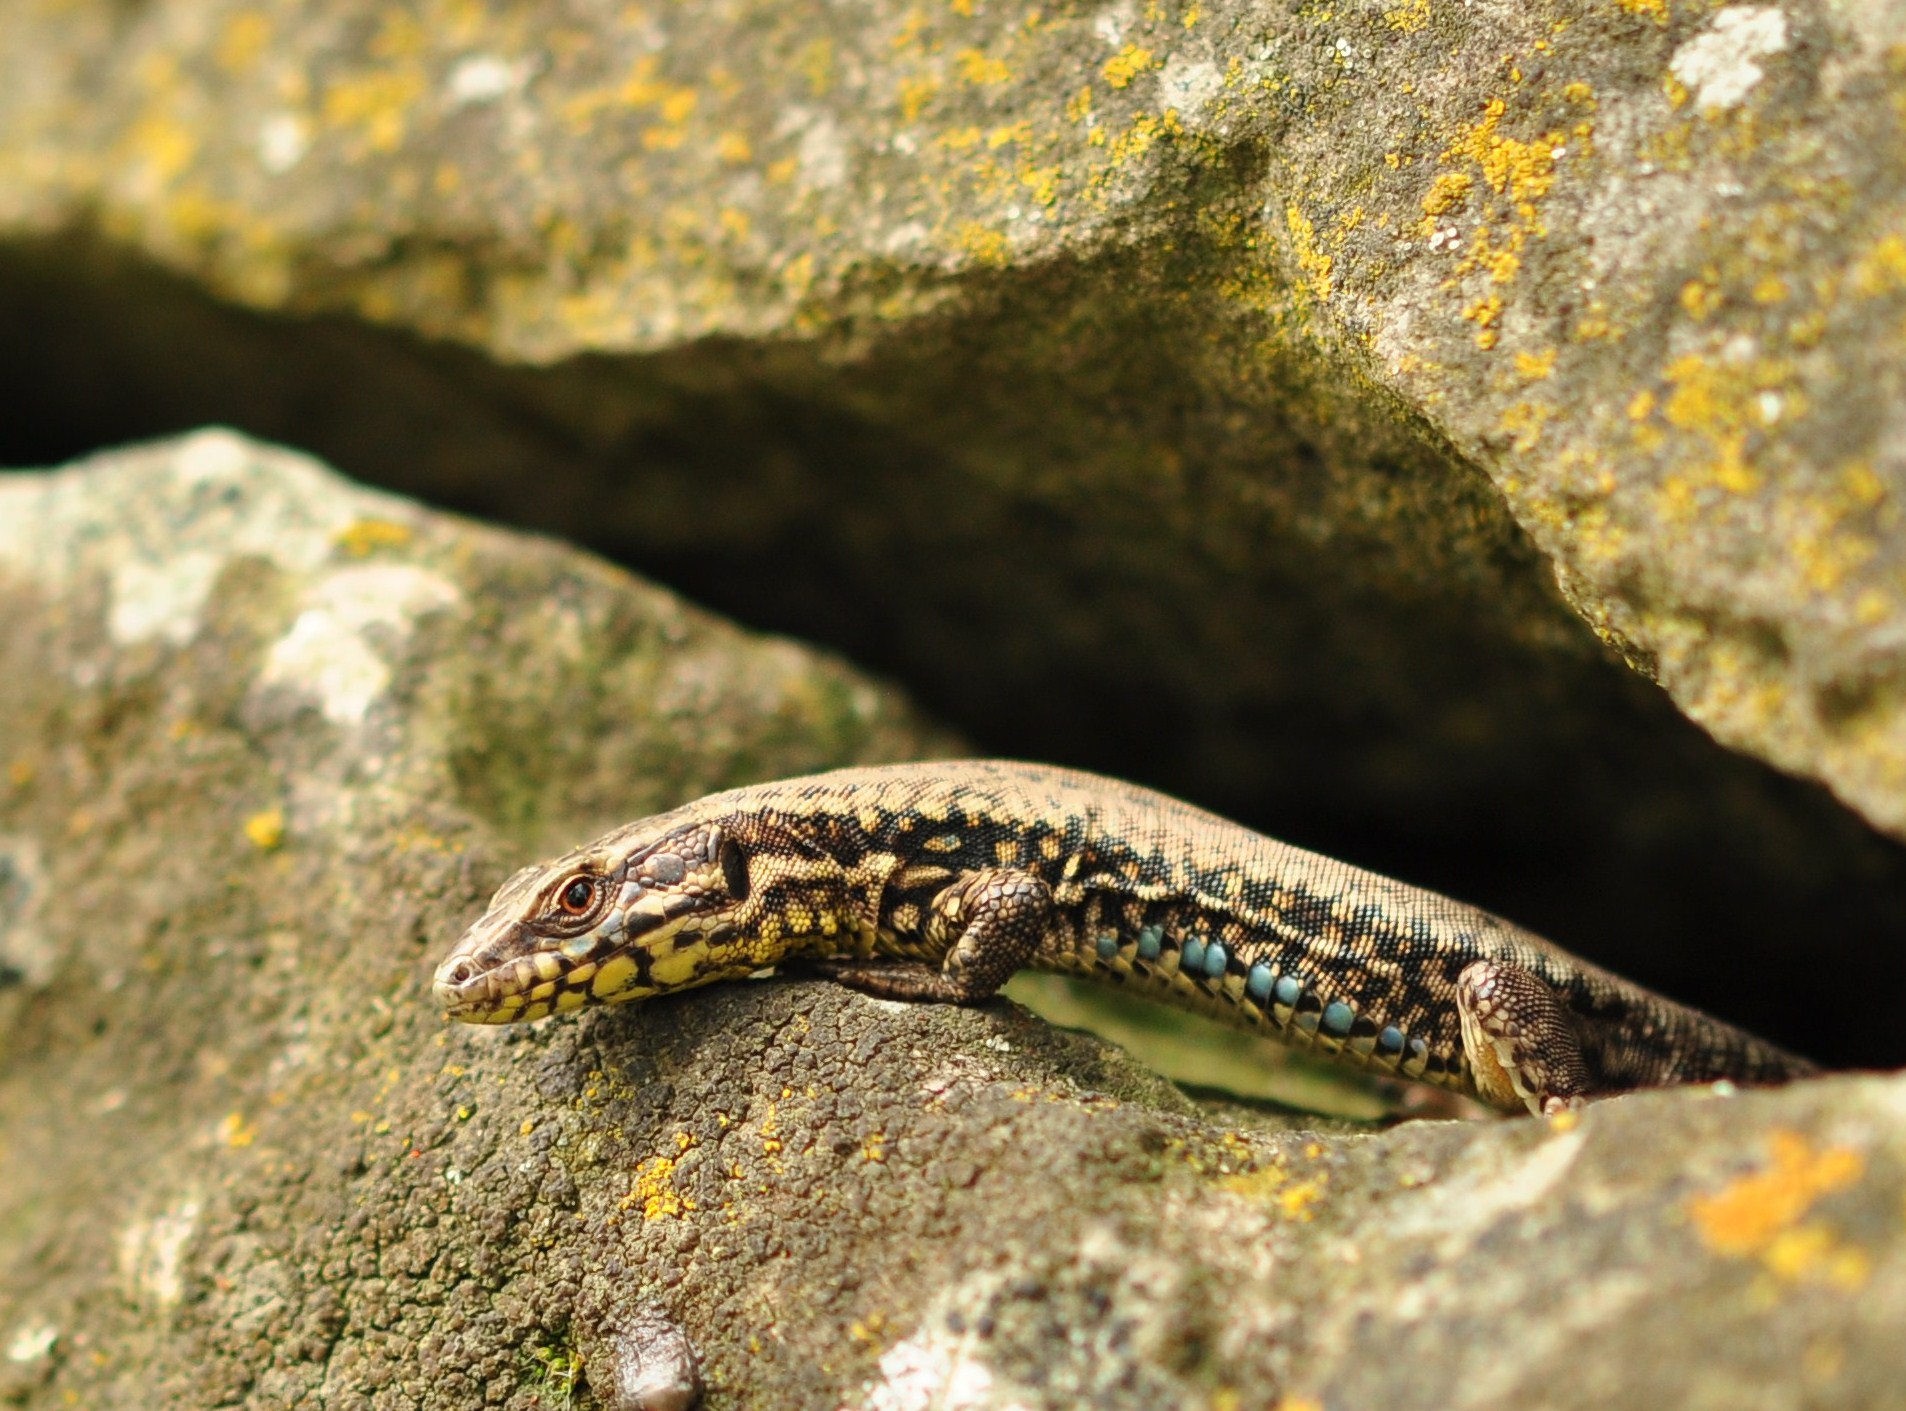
808, 957, 999, 1004
1456, 959, 1594, 1117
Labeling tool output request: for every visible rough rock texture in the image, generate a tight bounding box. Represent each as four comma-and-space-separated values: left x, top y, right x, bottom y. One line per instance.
4, 0, 1906, 1068
4, 432, 1905, 1411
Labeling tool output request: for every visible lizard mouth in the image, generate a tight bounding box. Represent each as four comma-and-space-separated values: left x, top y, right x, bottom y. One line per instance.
433, 951, 530, 1022
433, 911, 670, 1021
433, 913, 574, 1022
434, 948, 612, 1024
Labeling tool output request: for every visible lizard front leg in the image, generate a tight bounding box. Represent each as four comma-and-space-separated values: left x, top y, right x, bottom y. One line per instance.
1456, 959, 1595, 1116
815, 868, 1052, 1003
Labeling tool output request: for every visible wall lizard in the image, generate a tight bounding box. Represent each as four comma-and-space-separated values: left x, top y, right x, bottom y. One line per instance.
434, 760, 1815, 1115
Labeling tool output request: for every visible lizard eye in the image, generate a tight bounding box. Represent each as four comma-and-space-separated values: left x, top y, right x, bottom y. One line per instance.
557, 876, 597, 915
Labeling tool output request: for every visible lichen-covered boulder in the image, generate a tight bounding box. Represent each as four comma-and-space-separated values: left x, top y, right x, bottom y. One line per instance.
1, 432, 1904, 1411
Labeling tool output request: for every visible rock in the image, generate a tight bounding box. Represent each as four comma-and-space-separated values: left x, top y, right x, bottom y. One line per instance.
1, 431, 1903, 1408
2, 1, 1905, 1067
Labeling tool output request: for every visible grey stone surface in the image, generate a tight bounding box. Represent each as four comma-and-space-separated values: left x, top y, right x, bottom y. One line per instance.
2, 433, 1904, 1411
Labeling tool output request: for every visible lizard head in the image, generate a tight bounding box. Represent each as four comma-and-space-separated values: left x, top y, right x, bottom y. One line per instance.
434, 811, 767, 1023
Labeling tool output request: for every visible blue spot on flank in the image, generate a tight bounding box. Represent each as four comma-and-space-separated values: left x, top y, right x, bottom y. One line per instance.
1322, 1001, 1354, 1036
1246, 963, 1274, 1002
1095, 934, 1119, 961
1202, 941, 1228, 978
1407, 1036, 1430, 1063
1274, 974, 1302, 1007
1179, 937, 1207, 975
1137, 924, 1164, 960
1378, 1025, 1405, 1055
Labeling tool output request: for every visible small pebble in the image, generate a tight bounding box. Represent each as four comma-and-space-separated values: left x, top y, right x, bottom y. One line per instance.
594, 1308, 704, 1411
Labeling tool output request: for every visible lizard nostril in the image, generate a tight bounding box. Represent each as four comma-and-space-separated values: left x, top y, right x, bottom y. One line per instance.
444, 959, 476, 987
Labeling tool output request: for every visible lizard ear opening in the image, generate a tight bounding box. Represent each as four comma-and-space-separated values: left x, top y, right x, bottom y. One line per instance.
719, 836, 750, 902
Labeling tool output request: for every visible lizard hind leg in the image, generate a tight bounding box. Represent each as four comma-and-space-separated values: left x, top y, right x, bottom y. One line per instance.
813, 868, 1052, 1005
1456, 959, 1594, 1116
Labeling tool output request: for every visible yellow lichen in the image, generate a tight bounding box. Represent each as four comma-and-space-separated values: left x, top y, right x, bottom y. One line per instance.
322, 67, 426, 154
1710, 434, 1759, 494
897, 76, 939, 121
1108, 110, 1170, 163
623, 1156, 692, 1220
1462, 293, 1503, 347
333, 518, 413, 556
1285, 203, 1334, 301
1788, 308, 1829, 348
958, 223, 1011, 266
1637, 354, 1786, 500
1421, 169, 1472, 219
1103, 44, 1157, 89
1618, 0, 1669, 22
1020, 164, 1062, 206
1574, 303, 1619, 341
956, 49, 1011, 85
127, 112, 200, 186
1790, 521, 1876, 593
216, 12, 272, 73
1221, 1161, 1328, 1221
1384, 0, 1430, 32
243, 808, 285, 851
1430, 93, 1574, 328
1852, 234, 1906, 298
1662, 353, 1791, 442
1688, 1131, 1869, 1290
1652, 473, 1699, 522
1778, 460, 1889, 594
797, 38, 835, 96
1499, 399, 1551, 450
1680, 270, 1723, 320
1751, 273, 1790, 304
1514, 348, 1556, 381
367, 12, 426, 61
1691, 1132, 1861, 1252
1448, 98, 1562, 204
1472, 224, 1523, 283
1842, 460, 1887, 509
